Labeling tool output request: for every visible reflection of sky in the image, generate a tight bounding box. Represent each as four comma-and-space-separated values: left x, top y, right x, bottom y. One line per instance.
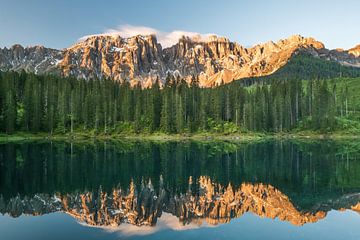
0, 210, 359, 240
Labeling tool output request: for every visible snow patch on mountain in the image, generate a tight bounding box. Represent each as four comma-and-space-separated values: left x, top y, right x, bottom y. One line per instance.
80, 24, 218, 48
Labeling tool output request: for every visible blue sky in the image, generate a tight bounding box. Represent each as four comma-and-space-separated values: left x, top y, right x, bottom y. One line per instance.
0, 0, 359, 49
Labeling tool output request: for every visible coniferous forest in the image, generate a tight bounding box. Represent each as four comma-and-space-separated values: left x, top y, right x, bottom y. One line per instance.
0, 69, 359, 135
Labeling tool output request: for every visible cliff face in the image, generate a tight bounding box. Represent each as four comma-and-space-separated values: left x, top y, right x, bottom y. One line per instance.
60, 35, 165, 88
58, 34, 330, 87
349, 45, 360, 57
2, 176, 359, 228
0, 44, 62, 74
0, 34, 359, 87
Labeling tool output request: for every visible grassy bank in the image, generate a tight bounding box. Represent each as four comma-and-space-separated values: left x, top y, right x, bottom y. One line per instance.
1, 130, 360, 143
0, 131, 265, 143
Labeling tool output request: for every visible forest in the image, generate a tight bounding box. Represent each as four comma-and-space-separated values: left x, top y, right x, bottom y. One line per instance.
0, 69, 358, 135
2, 140, 360, 206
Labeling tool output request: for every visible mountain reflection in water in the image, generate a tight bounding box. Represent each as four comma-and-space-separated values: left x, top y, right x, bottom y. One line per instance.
0, 140, 360, 231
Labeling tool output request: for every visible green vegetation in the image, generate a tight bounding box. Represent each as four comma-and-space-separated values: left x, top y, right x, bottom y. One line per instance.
240, 52, 360, 85
1, 140, 360, 210
1, 58, 360, 138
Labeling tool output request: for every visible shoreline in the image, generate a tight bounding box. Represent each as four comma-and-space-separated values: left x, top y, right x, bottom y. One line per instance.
1, 132, 360, 143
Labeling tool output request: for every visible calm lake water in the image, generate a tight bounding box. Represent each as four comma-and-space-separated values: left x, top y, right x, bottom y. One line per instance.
0, 140, 360, 240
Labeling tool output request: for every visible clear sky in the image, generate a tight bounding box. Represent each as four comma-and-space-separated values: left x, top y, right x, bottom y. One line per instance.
0, 0, 359, 50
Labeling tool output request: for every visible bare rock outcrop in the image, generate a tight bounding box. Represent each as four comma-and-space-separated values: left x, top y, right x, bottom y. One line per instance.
1, 34, 359, 87
349, 45, 360, 57
3, 176, 353, 228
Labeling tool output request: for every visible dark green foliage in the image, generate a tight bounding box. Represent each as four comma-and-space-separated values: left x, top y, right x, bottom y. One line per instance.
239, 52, 360, 86
0, 70, 356, 134
1, 140, 360, 210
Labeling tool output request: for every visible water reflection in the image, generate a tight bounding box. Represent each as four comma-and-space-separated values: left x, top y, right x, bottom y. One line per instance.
0, 140, 360, 230
0, 177, 330, 226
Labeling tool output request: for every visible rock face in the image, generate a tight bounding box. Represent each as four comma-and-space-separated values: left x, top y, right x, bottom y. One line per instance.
2, 176, 359, 228
1, 34, 360, 87
352, 202, 360, 214
349, 45, 360, 57
60, 35, 165, 88
0, 44, 62, 74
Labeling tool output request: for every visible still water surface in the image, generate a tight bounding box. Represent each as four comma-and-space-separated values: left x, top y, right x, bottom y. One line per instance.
0, 140, 359, 239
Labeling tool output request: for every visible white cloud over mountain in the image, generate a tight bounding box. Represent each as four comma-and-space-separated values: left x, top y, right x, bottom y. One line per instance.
80, 24, 217, 48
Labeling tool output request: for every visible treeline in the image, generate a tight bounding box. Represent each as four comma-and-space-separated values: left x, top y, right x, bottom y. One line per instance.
0, 70, 352, 134
1, 141, 359, 202
239, 52, 360, 86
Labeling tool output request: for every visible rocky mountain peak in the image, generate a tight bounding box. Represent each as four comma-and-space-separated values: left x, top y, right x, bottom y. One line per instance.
349, 44, 360, 57
70, 34, 160, 52
70, 34, 123, 49
2, 178, 347, 227
0, 43, 62, 74
60, 33, 164, 86
276, 34, 325, 49
0, 34, 359, 87
10, 44, 24, 50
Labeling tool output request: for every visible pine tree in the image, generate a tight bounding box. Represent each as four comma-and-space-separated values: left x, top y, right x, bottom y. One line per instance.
175, 92, 184, 133
3, 75, 16, 133
160, 87, 172, 133
0, 69, 355, 135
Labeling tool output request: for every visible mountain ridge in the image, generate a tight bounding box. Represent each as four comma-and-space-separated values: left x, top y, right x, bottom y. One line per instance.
1, 34, 360, 87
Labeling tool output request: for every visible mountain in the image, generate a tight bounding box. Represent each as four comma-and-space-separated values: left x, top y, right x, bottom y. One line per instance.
349, 44, 360, 57
0, 44, 62, 74
1, 34, 360, 87
4, 177, 360, 228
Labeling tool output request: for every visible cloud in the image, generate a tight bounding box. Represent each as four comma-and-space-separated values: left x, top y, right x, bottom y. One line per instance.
106, 25, 158, 38
83, 213, 217, 237
80, 24, 217, 48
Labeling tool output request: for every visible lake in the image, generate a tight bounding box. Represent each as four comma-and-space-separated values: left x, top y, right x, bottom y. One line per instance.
0, 140, 360, 240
